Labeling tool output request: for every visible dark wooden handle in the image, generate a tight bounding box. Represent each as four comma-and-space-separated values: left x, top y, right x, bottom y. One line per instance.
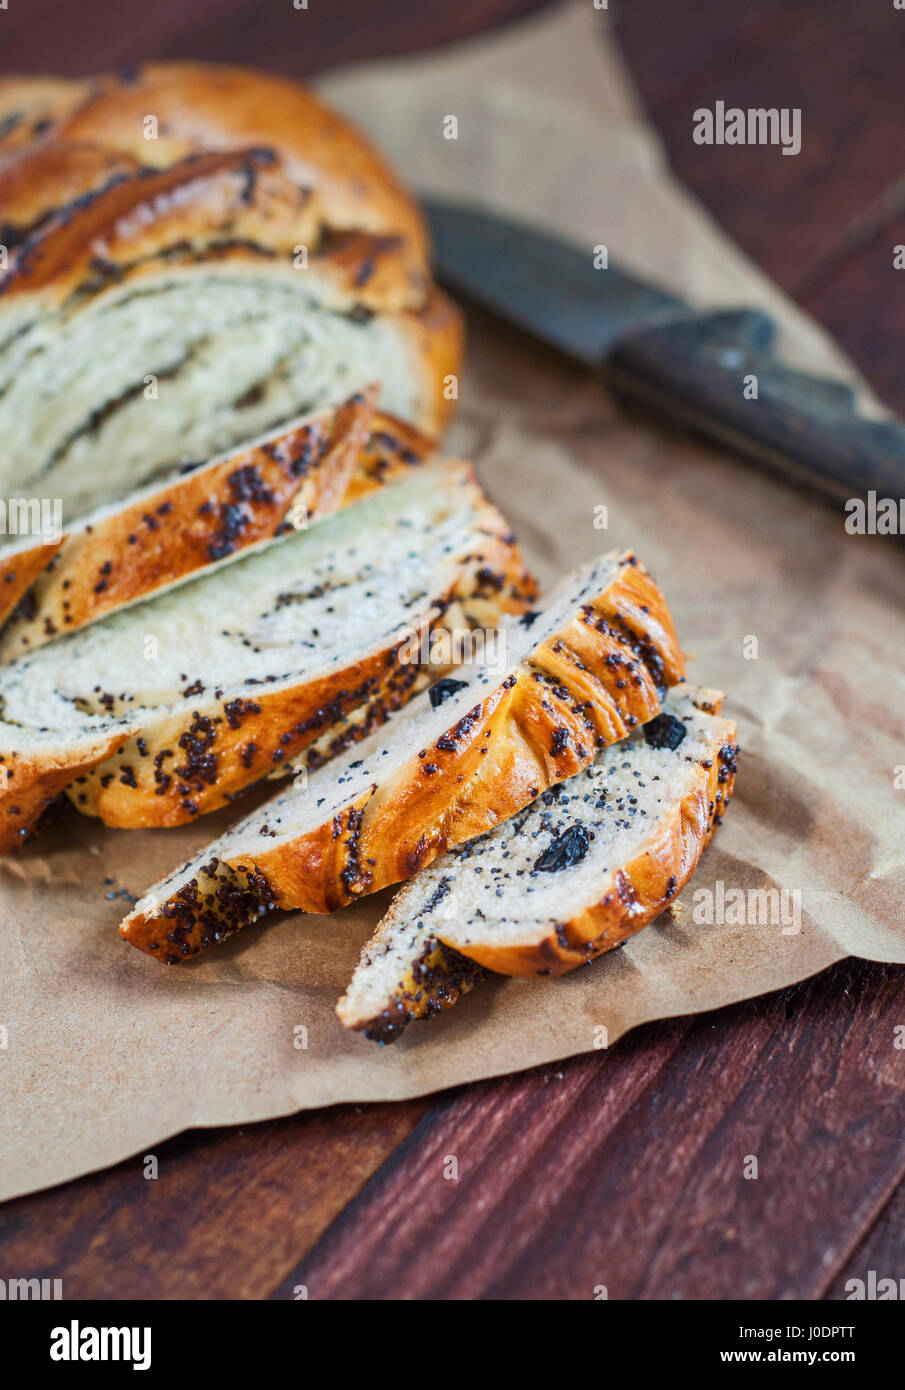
606, 310, 905, 505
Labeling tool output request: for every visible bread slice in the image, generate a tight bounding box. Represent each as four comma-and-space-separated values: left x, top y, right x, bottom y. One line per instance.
342, 412, 436, 506
0, 462, 532, 849
0, 398, 436, 657
337, 686, 738, 1041
120, 551, 686, 963
0, 391, 378, 653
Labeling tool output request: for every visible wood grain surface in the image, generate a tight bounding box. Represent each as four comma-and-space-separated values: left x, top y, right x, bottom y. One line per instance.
1, 0, 904, 1301
0, 1101, 433, 1300
614, 0, 905, 410
279, 960, 905, 1300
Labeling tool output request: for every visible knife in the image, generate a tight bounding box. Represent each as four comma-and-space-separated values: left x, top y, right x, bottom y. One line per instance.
424, 200, 905, 507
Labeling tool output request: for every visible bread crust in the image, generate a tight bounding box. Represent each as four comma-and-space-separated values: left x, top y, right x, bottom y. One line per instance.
344, 411, 436, 503
0, 64, 427, 267
73, 641, 423, 830
0, 154, 432, 316
0, 76, 89, 157
120, 555, 685, 961
0, 140, 141, 243
403, 286, 465, 436
55, 63, 429, 267
0, 730, 128, 853
0, 149, 321, 307
0, 541, 63, 630
0, 392, 376, 657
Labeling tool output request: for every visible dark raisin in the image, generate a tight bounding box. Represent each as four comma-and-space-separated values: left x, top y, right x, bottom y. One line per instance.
428, 678, 469, 709
533, 824, 590, 873
643, 713, 687, 750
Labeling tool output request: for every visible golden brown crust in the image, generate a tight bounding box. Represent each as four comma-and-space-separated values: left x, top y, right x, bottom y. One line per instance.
0, 158, 433, 321
0, 730, 128, 853
0, 76, 90, 156
0, 140, 141, 244
52, 63, 429, 267
0, 64, 427, 266
402, 286, 466, 436
0, 148, 320, 306
70, 649, 425, 830
345, 411, 436, 502
311, 228, 428, 313
0, 467, 533, 849
0, 392, 376, 658
120, 556, 685, 961
0, 541, 63, 629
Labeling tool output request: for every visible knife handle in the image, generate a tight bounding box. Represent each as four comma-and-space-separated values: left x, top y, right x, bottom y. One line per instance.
605, 310, 905, 504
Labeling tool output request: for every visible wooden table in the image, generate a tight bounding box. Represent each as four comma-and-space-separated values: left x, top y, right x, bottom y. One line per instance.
2, 0, 903, 1300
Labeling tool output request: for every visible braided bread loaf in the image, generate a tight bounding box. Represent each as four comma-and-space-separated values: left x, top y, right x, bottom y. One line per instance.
0, 63, 462, 630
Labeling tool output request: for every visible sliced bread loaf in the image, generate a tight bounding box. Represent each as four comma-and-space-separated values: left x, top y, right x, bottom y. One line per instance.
0, 62, 460, 656
0, 391, 377, 654
0, 462, 531, 849
120, 551, 686, 963
337, 686, 738, 1041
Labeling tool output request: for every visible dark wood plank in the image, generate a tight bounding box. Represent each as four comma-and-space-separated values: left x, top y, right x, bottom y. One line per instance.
0, 0, 555, 79
826, 1178, 905, 1301
615, 0, 905, 296
276, 959, 905, 1300
798, 212, 905, 413
612, 0, 797, 114
0, 1100, 430, 1299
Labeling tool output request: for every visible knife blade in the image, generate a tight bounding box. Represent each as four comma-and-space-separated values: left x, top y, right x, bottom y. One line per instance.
425, 200, 905, 507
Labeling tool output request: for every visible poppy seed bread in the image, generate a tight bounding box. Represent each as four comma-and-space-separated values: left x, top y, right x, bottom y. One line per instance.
337, 685, 738, 1040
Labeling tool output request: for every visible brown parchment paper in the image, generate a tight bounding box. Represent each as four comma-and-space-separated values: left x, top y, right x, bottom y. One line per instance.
2, 1, 904, 1202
